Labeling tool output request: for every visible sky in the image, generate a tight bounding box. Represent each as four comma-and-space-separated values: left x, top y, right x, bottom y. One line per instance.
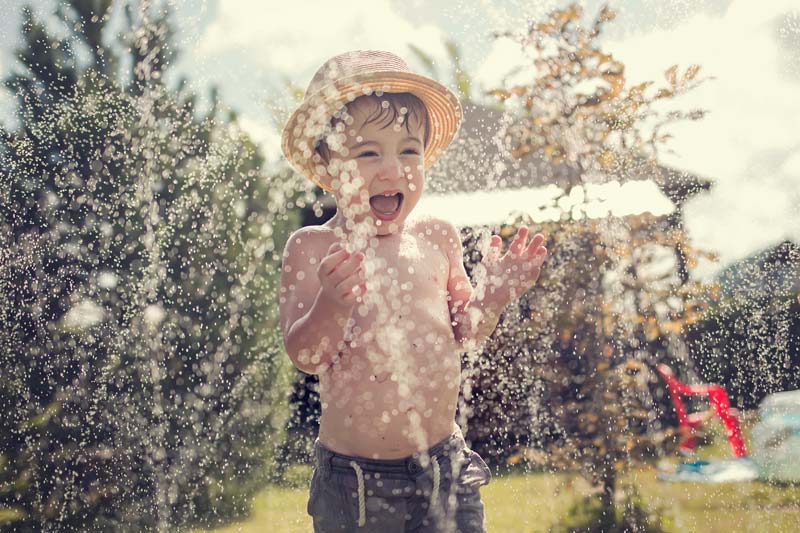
1, 0, 798, 279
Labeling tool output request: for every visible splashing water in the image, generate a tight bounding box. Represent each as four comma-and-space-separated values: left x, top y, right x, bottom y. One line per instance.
2, 1, 799, 532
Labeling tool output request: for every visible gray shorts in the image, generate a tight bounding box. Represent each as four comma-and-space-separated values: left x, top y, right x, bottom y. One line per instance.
307, 428, 491, 532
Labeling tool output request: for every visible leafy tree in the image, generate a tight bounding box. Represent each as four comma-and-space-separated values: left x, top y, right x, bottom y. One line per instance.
0, 1, 295, 530
487, 4, 709, 175
461, 4, 716, 528
689, 294, 800, 408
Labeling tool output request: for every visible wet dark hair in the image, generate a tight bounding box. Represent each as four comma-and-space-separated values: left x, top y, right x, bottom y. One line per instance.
314, 92, 430, 163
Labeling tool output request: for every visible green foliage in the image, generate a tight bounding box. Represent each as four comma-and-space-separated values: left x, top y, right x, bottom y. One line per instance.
488, 3, 709, 180
464, 3, 714, 525
0, 1, 296, 530
462, 216, 691, 470
688, 293, 800, 409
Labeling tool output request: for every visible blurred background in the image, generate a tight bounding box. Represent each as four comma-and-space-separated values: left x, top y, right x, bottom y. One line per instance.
1, 1, 798, 531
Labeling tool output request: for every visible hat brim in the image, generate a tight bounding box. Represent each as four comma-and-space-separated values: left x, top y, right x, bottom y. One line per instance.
281, 71, 462, 191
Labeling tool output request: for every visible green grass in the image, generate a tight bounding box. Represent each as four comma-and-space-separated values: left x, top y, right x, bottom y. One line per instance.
198, 416, 800, 532
196, 470, 578, 533
632, 469, 800, 532
197, 469, 800, 533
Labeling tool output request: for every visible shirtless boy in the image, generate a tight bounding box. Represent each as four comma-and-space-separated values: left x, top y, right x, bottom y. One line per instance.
279, 50, 547, 532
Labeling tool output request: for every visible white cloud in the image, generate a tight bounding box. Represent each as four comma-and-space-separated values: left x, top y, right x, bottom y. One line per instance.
609, 4, 800, 275
474, 36, 528, 88
193, 0, 449, 83
782, 151, 800, 176
187, 0, 451, 164
606, 2, 800, 174
415, 180, 672, 227
601, 0, 800, 275
0, 54, 12, 125
236, 115, 282, 161
474, 1, 800, 276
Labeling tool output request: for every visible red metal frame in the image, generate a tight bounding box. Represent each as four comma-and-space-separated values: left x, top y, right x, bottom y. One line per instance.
656, 364, 748, 458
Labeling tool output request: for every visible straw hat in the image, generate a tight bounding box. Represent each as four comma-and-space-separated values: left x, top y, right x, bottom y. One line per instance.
281, 50, 463, 191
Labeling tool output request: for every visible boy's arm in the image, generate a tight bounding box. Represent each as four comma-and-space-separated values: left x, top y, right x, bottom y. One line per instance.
279, 229, 362, 374
441, 221, 547, 352
441, 222, 507, 351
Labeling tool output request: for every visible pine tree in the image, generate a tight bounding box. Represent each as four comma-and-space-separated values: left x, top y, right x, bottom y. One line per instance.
0, 1, 295, 530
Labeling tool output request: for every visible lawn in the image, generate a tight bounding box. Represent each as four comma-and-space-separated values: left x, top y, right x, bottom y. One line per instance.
199, 417, 800, 532
198, 470, 799, 533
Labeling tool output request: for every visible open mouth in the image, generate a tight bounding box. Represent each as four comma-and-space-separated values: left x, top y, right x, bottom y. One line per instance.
369, 192, 404, 221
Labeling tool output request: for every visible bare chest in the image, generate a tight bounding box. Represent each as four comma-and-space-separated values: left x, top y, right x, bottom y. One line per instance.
352, 232, 449, 326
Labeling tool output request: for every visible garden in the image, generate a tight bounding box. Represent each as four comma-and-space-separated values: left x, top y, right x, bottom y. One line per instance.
1, 1, 798, 532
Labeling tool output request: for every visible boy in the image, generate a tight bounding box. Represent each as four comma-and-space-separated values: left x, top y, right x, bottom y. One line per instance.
279, 50, 547, 532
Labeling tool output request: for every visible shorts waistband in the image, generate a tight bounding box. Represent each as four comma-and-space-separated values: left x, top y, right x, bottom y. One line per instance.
314, 426, 467, 477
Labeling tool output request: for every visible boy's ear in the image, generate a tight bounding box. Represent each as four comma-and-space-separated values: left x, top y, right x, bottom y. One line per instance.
310, 151, 333, 190
314, 166, 334, 191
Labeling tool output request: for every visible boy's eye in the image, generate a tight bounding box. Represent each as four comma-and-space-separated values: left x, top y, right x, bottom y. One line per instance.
401, 149, 420, 155
357, 151, 378, 158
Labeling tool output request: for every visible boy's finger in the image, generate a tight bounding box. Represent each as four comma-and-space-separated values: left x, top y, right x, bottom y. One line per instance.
319, 247, 349, 274
336, 273, 364, 297
350, 283, 368, 302
341, 291, 357, 305
524, 233, 546, 256
531, 246, 548, 266
509, 226, 529, 256
487, 235, 503, 261
332, 253, 364, 283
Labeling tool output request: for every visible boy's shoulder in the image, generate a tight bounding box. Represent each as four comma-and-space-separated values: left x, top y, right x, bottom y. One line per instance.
407, 214, 462, 255
408, 213, 459, 235
282, 224, 336, 260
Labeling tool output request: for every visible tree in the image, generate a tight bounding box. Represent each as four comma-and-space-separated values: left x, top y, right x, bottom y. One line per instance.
0, 1, 295, 530
687, 241, 800, 408
461, 4, 716, 529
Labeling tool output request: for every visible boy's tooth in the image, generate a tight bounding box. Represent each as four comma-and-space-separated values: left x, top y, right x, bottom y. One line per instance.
370, 192, 400, 214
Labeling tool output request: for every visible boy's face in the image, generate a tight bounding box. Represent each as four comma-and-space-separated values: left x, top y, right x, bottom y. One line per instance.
323, 98, 425, 236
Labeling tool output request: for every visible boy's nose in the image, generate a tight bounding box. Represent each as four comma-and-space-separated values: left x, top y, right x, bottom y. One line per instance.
377, 155, 403, 180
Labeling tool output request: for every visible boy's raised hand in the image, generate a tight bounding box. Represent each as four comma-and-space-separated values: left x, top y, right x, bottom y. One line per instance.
316, 242, 367, 308
481, 226, 547, 306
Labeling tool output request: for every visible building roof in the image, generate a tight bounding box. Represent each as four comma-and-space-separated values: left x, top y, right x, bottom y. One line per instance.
414, 179, 674, 227
426, 104, 713, 207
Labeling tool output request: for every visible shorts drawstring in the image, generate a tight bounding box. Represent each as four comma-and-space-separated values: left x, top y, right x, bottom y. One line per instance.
350, 460, 366, 527
349, 453, 441, 528
430, 456, 440, 509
